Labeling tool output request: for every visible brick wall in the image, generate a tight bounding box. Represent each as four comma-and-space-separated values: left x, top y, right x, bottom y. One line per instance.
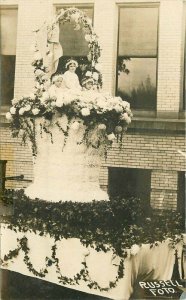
14, 0, 52, 98
0, 125, 33, 189
99, 131, 185, 209
0, 0, 185, 209
157, 0, 183, 112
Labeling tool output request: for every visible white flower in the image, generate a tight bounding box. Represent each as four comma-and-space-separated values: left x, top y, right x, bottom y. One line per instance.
81, 107, 90, 116
71, 121, 80, 131
86, 71, 92, 77
19, 129, 25, 137
34, 52, 42, 61
11, 98, 18, 105
120, 112, 128, 121
93, 72, 99, 81
85, 34, 91, 42
115, 126, 123, 133
114, 104, 123, 113
130, 244, 140, 256
98, 124, 106, 130
91, 34, 97, 42
35, 69, 44, 77
10, 107, 16, 114
24, 104, 31, 112
107, 133, 116, 141
55, 98, 64, 108
19, 108, 25, 115
125, 116, 131, 125
96, 96, 107, 109
6, 112, 13, 120
43, 91, 49, 100
122, 101, 130, 109
32, 108, 40, 115
29, 93, 35, 100
51, 101, 56, 107
71, 12, 80, 22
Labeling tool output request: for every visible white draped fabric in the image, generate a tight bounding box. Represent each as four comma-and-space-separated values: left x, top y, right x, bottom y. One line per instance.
25, 117, 109, 202
1, 225, 183, 300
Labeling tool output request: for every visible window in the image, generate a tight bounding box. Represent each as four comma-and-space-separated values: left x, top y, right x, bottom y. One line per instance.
0, 7, 18, 106
183, 3, 186, 110
177, 172, 185, 218
108, 167, 151, 200
116, 5, 159, 110
55, 5, 94, 73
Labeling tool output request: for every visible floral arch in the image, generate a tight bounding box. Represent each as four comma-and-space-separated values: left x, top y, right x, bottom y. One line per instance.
32, 7, 102, 95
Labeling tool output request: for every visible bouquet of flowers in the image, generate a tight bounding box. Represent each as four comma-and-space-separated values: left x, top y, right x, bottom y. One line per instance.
6, 91, 133, 156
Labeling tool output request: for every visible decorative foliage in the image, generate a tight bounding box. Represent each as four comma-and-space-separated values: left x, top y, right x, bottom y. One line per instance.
1, 190, 184, 291
2, 190, 184, 257
6, 91, 133, 156
1, 235, 125, 292
117, 57, 130, 75
30, 7, 102, 94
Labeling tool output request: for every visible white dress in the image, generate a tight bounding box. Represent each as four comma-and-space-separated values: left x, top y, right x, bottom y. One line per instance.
63, 70, 81, 91
48, 84, 66, 99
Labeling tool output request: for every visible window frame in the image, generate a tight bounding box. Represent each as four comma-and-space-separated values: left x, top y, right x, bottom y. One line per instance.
181, 1, 186, 111
0, 5, 18, 112
115, 3, 160, 113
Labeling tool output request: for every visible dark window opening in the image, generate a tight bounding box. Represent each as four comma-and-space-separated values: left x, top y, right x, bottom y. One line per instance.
0, 8, 17, 107
177, 171, 185, 219
116, 6, 159, 110
55, 6, 94, 74
183, 3, 186, 110
108, 167, 151, 201
0, 55, 16, 106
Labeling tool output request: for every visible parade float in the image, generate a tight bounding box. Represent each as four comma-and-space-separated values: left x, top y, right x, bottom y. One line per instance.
1, 7, 184, 299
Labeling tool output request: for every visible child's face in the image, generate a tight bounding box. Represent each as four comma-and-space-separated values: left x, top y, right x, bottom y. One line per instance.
55, 78, 63, 87
80, 64, 86, 72
68, 63, 76, 73
85, 81, 93, 90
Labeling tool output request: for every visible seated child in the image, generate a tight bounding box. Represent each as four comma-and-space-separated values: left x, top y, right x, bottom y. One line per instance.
48, 75, 66, 99
63, 59, 82, 91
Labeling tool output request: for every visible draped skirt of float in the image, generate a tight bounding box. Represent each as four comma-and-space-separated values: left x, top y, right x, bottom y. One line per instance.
25, 116, 109, 202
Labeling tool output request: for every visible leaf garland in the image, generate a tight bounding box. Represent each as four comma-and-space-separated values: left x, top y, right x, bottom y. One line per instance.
1, 235, 125, 291
2, 189, 184, 257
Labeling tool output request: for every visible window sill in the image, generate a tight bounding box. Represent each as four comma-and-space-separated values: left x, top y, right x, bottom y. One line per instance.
130, 112, 185, 134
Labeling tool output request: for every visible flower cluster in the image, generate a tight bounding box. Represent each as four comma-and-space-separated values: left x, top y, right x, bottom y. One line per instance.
6, 90, 132, 155
6, 94, 39, 121
30, 42, 51, 97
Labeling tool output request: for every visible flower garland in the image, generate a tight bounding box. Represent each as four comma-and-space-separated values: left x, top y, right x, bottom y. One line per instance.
2, 190, 184, 255
1, 235, 125, 292
6, 91, 133, 156
1, 190, 184, 291
30, 7, 102, 95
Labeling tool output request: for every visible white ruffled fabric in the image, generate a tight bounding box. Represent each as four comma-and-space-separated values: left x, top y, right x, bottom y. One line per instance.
25, 116, 109, 202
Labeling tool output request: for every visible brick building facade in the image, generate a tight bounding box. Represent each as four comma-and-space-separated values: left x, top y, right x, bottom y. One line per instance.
0, 0, 185, 210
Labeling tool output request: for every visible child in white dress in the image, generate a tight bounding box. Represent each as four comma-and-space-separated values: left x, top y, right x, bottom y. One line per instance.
63, 60, 82, 92
48, 75, 65, 99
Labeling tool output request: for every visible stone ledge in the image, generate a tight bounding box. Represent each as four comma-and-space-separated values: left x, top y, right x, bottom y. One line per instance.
129, 117, 185, 134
